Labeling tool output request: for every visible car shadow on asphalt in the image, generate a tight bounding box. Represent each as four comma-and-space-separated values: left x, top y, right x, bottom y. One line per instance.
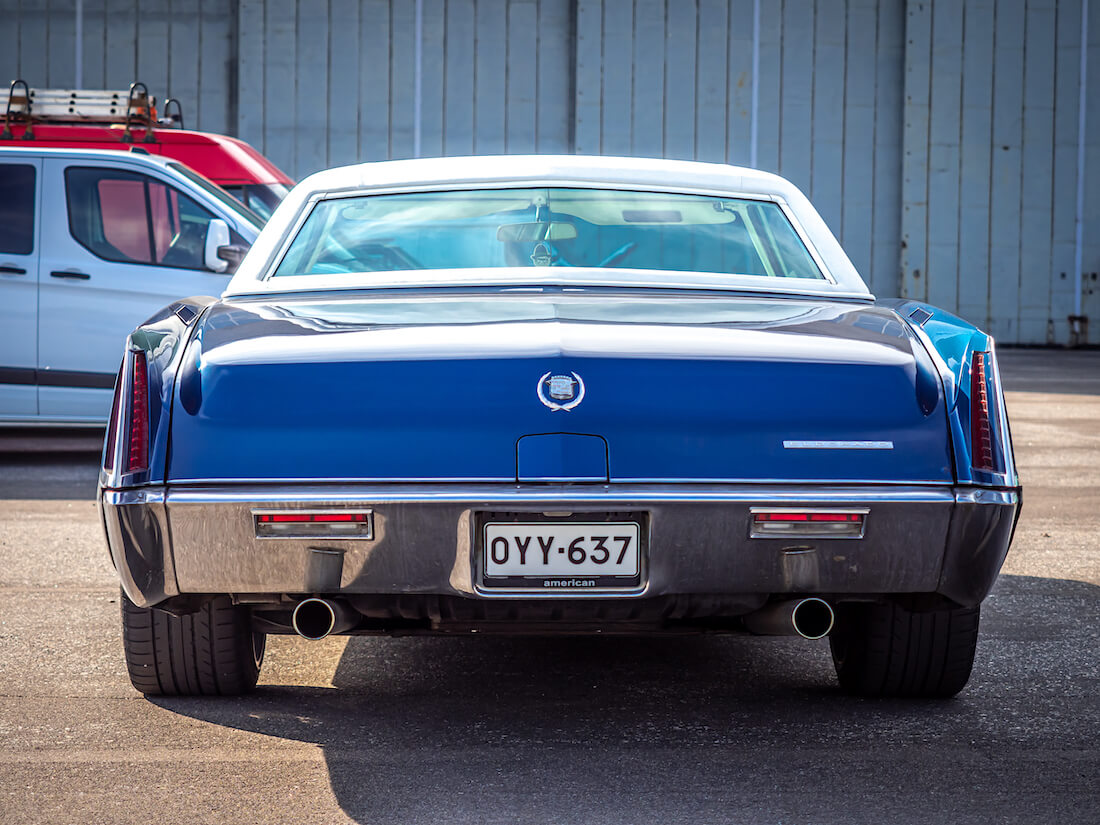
151, 573, 1099, 824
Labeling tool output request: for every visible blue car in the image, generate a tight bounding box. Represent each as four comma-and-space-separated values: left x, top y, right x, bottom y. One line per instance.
99, 156, 1020, 698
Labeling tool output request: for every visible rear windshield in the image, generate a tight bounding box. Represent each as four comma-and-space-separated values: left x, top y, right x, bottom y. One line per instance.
272, 188, 824, 280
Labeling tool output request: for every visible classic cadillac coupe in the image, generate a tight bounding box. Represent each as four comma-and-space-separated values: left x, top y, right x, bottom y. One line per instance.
99, 156, 1019, 698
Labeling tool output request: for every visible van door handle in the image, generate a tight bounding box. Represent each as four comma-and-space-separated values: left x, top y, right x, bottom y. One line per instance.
50, 270, 91, 280
0, 265, 27, 275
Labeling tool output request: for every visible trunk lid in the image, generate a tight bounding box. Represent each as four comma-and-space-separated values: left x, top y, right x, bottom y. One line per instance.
167, 293, 952, 483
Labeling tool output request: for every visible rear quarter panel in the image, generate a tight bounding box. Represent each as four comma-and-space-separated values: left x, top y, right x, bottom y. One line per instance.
881, 299, 1017, 489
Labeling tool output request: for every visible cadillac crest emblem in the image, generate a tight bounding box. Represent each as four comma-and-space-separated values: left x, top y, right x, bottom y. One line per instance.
537, 371, 585, 411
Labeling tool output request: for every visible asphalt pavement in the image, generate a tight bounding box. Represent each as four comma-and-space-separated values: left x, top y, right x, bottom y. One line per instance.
0, 348, 1097, 824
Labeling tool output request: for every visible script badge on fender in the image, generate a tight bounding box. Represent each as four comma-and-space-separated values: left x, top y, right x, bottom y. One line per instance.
537, 371, 585, 411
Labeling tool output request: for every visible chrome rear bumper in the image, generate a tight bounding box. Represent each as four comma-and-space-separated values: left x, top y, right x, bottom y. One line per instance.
100, 483, 1019, 610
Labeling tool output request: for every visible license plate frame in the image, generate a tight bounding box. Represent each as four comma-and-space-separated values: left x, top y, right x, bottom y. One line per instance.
475, 511, 648, 593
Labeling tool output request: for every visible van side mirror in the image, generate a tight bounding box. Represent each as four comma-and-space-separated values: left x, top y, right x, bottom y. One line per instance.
204, 219, 231, 273
216, 243, 249, 274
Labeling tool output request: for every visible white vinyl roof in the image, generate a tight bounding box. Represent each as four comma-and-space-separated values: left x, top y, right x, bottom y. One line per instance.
225, 155, 872, 300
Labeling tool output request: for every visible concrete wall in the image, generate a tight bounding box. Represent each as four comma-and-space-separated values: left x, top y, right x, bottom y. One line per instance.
2, 0, 1097, 344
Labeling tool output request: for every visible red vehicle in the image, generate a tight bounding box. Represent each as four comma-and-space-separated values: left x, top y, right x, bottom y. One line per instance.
1, 80, 292, 221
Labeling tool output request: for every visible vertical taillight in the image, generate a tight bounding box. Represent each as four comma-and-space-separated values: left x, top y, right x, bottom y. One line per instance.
970, 351, 996, 472
126, 350, 149, 473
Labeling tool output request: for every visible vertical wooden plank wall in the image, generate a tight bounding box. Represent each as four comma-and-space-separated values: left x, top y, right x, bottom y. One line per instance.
47, 0, 76, 88
1049, 0, 1084, 341
506, 0, 538, 152
0, 0, 22, 89
1084, 0, 1100, 331
359, 0, 391, 161
327, 0, 362, 168
811, 2, 846, 236
695, 0, 729, 164
779, 2, 815, 195
925, 0, 962, 314
843, 0, 879, 281
988, 0, 1026, 341
2, 0, 235, 133
663, 0, 697, 160
443, 0, 475, 157
536, 0, 573, 152
420, 0, 447, 159
956, 0, 995, 330
1018, 0, 1057, 343
232, 0, 573, 167
6, 0, 1093, 344
725, 0, 756, 168
901, 0, 931, 301
902, 0, 1096, 343
473, 0, 507, 154
870, 0, 904, 300
630, 0, 664, 157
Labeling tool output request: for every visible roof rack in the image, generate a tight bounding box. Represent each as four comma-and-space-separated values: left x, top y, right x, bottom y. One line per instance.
1, 79, 185, 143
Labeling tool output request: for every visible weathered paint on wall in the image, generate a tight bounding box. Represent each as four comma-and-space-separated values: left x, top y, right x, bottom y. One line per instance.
2, 0, 1096, 344
902, 0, 1099, 344
0, 0, 238, 135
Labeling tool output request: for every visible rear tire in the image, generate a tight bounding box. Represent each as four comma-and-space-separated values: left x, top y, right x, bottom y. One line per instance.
120, 590, 265, 696
829, 601, 980, 698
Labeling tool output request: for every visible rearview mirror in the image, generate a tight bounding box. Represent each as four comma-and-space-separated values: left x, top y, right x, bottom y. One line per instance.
204, 219, 231, 273
496, 222, 578, 243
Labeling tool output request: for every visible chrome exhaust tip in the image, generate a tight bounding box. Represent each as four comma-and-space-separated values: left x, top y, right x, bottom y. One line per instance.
291, 598, 357, 640
743, 597, 835, 640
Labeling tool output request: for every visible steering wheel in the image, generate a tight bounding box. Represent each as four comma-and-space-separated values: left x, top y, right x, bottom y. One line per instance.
598, 241, 637, 267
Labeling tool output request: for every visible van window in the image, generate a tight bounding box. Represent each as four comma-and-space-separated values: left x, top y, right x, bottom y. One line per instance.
65, 167, 217, 270
168, 163, 265, 231
0, 164, 36, 255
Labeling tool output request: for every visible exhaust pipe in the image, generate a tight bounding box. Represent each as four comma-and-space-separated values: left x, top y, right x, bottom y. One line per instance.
291, 598, 358, 640
742, 597, 834, 640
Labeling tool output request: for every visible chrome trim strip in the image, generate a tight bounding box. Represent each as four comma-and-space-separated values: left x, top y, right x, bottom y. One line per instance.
160, 476, 954, 487
517, 476, 608, 483
775, 198, 836, 284
954, 488, 1019, 505
782, 440, 894, 450
159, 483, 959, 505
102, 488, 167, 506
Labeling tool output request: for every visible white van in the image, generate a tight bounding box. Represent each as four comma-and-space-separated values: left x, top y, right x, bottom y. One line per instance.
0, 147, 263, 425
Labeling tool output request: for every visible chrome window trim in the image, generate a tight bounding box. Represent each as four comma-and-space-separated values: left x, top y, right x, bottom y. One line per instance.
775, 198, 837, 285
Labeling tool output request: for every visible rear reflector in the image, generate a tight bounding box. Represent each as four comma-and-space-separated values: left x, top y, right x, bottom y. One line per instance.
750, 509, 867, 539
254, 510, 374, 539
125, 350, 149, 473
970, 351, 997, 472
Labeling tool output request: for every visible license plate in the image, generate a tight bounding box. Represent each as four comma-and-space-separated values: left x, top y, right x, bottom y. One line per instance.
481, 521, 642, 591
